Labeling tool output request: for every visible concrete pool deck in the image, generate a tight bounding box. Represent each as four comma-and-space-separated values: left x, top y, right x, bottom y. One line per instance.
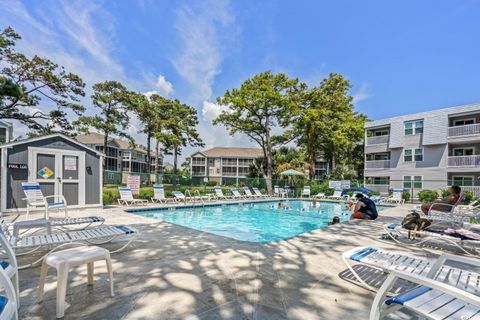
9, 201, 448, 319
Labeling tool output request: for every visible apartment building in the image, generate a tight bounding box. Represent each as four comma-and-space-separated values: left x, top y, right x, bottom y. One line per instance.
76, 133, 163, 182
364, 103, 480, 195
0, 120, 13, 144
189, 147, 264, 184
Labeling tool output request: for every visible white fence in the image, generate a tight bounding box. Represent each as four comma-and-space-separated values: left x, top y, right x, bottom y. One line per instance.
448, 124, 480, 137
366, 135, 389, 145
447, 155, 480, 167
365, 160, 391, 169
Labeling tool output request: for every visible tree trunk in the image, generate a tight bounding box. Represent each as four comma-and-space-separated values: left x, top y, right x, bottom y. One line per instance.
308, 150, 315, 181
155, 139, 160, 174
265, 115, 273, 194
331, 144, 337, 171
173, 146, 178, 173
103, 131, 108, 169
146, 129, 151, 185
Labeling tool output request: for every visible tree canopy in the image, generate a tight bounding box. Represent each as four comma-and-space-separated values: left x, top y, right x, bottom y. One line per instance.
0, 27, 85, 134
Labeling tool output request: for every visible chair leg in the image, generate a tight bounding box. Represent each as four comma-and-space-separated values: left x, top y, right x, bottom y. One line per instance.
105, 254, 114, 297
87, 262, 94, 285
13, 272, 19, 308
37, 262, 49, 303
56, 264, 70, 318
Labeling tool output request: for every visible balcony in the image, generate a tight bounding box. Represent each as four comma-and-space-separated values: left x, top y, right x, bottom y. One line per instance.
448, 155, 480, 167
364, 184, 390, 193
448, 124, 480, 137
366, 135, 389, 145
365, 160, 390, 169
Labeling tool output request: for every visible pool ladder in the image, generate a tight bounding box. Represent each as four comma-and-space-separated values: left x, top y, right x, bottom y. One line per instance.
185, 189, 205, 208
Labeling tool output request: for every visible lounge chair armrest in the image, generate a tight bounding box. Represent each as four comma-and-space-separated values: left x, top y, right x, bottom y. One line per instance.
44, 195, 68, 205
387, 269, 480, 307
428, 202, 455, 212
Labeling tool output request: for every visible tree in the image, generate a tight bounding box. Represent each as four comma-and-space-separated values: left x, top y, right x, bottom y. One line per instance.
290, 73, 366, 179
75, 80, 132, 155
1, 27, 85, 134
328, 163, 357, 180
214, 71, 301, 194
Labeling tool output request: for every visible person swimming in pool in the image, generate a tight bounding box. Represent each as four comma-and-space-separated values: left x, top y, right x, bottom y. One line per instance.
351, 193, 378, 220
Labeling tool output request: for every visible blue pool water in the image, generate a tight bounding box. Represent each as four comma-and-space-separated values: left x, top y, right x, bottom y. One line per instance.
130, 200, 386, 242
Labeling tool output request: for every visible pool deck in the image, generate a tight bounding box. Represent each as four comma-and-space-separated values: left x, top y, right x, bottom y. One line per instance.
9, 200, 446, 319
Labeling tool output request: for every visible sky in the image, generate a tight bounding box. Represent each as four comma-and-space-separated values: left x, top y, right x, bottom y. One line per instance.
1, 0, 480, 163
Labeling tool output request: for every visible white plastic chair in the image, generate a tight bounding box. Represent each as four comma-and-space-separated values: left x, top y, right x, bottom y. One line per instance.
301, 186, 311, 198
230, 189, 245, 199
382, 189, 405, 205
327, 189, 347, 200
117, 187, 148, 206
252, 187, 268, 198
0, 229, 19, 310
274, 185, 287, 198
214, 187, 230, 200
0, 265, 17, 320
21, 182, 67, 219
242, 187, 256, 198
151, 185, 168, 203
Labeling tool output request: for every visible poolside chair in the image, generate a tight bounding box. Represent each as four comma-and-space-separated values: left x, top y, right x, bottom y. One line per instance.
381, 189, 404, 205
0, 259, 18, 319
312, 192, 326, 199
21, 182, 68, 220
369, 252, 480, 320
326, 189, 348, 200
252, 187, 269, 198
0, 229, 19, 310
117, 187, 148, 206
274, 185, 287, 198
151, 185, 168, 204
1, 223, 138, 269
214, 186, 231, 200
301, 186, 311, 198
230, 189, 246, 200
9, 216, 105, 238
383, 222, 480, 256
422, 192, 466, 224
242, 187, 257, 198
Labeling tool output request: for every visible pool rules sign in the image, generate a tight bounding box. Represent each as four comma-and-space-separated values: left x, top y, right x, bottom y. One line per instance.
126, 175, 141, 195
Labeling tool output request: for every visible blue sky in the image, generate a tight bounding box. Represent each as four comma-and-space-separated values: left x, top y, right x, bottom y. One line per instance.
1, 0, 480, 162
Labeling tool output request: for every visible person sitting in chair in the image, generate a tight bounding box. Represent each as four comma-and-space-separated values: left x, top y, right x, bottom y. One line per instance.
421, 185, 461, 215
351, 193, 378, 220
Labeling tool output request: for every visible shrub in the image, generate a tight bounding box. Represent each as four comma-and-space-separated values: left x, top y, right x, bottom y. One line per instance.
463, 190, 474, 204
402, 191, 410, 202
418, 190, 439, 203
103, 189, 119, 205
138, 187, 153, 200
367, 191, 380, 196
206, 181, 218, 187
441, 188, 450, 198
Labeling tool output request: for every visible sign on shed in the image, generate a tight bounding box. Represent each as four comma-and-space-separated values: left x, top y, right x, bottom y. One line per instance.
328, 180, 351, 189
126, 175, 141, 195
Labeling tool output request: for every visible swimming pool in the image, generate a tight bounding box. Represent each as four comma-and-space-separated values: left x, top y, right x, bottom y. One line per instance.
129, 200, 386, 242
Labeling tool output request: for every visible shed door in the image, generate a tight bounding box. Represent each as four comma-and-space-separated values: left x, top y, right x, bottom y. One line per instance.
28, 148, 85, 207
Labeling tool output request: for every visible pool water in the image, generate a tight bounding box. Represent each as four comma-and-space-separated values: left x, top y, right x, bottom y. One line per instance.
130, 200, 386, 242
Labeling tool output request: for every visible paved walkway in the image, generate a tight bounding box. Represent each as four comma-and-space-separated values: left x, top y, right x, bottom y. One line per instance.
9, 201, 440, 319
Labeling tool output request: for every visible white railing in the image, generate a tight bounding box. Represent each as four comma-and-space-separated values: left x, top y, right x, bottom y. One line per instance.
456, 186, 480, 198
365, 184, 390, 193
365, 160, 390, 169
448, 124, 480, 137
366, 135, 389, 145
448, 155, 480, 167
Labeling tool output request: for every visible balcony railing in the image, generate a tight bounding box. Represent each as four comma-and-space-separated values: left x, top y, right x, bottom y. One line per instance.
365, 160, 390, 169
448, 155, 480, 167
364, 184, 390, 193
448, 124, 480, 137
366, 135, 389, 145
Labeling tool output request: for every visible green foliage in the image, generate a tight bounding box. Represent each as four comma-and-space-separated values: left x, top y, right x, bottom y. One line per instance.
1, 27, 85, 134
328, 164, 357, 180
402, 191, 411, 202
441, 188, 451, 198
367, 191, 381, 196
214, 71, 302, 193
138, 188, 154, 200
103, 188, 119, 205
206, 181, 218, 187
418, 190, 439, 203
463, 190, 474, 205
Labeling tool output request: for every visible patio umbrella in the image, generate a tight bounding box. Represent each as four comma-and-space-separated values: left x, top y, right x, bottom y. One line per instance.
280, 169, 305, 176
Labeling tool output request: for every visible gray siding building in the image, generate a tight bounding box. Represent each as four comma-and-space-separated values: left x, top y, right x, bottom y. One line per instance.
364, 103, 480, 196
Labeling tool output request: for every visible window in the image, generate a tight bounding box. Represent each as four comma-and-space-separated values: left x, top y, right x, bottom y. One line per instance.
374, 130, 389, 136
453, 119, 475, 126
404, 149, 412, 162
404, 176, 422, 189
453, 147, 474, 156
366, 153, 390, 161
366, 177, 390, 185
404, 120, 424, 135
452, 176, 474, 186
404, 148, 423, 162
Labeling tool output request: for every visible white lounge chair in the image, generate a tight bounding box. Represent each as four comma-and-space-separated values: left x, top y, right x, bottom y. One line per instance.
327, 189, 348, 200
252, 187, 269, 198
10, 216, 105, 238
242, 187, 257, 198
422, 192, 466, 224
0, 229, 19, 310
230, 189, 245, 200
0, 237, 18, 319
2, 223, 138, 269
214, 186, 231, 200
301, 186, 311, 198
312, 192, 326, 199
117, 187, 148, 206
369, 252, 480, 320
381, 189, 405, 205
21, 182, 68, 219
151, 185, 168, 203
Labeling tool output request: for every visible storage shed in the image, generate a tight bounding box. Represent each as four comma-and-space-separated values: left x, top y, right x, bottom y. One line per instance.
0, 134, 104, 212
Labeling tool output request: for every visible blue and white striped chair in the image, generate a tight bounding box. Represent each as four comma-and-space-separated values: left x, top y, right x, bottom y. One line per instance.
117, 187, 148, 206
151, 185, 168, 203
0, 228, 19, 318
21, 182, 67, 220
0, 266, 17, 320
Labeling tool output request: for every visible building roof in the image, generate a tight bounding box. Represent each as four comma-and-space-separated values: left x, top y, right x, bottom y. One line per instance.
192, 147, 264, 158
75, 133, 161, 157
0, 133, 104, 156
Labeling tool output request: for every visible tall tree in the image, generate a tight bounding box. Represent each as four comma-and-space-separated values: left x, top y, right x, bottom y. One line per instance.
214, 71, 301, 194
75, 80, 132, 155
290, 73, 366, 179
1, 27, 85, 134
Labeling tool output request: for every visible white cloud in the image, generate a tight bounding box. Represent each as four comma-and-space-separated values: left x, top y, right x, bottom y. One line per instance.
155, 75, 174, 96
201, 100, 230, 120
352, 84, 371, 104
171, 0, 235, 103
